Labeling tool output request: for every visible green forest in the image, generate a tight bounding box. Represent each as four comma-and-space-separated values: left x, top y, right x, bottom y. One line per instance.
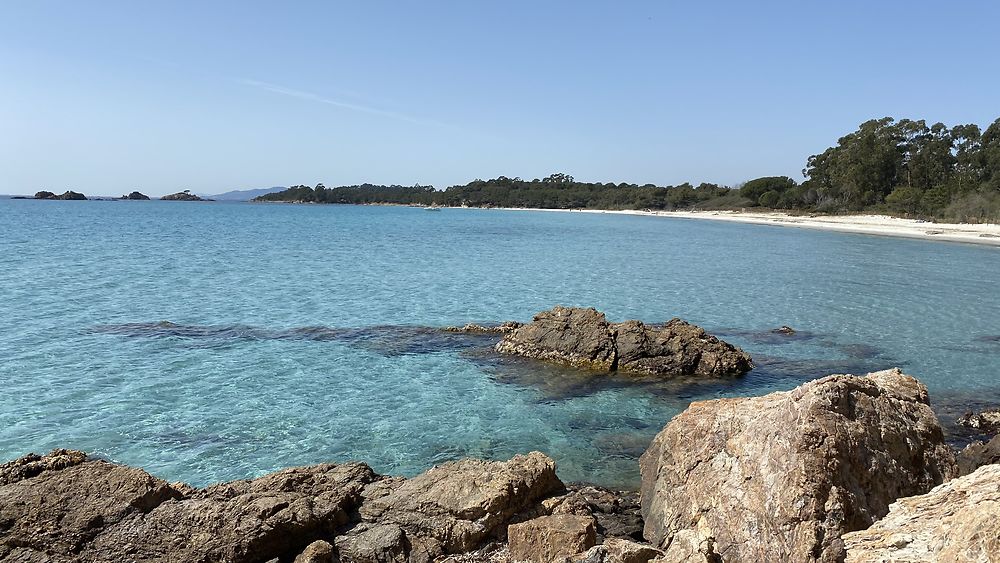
256, 117, 1000, 223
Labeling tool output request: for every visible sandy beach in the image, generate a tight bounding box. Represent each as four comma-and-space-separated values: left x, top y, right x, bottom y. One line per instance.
492, 208, 1000, 247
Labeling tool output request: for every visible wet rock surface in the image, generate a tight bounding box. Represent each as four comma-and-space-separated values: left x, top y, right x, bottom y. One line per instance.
0, 450, 565, 563
843, 464, 1000, 562
639, 368, 957, 563
444, 322, 522, 334
495, 307, 753, 378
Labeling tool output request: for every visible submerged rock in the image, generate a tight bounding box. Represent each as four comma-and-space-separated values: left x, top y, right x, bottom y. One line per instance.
0, 449, 564, 563
843, 464, 1000, 562
444, 321, 522, 334
495, 306, 753, 378
772, 325, 796, 334
639, 368, 956, 563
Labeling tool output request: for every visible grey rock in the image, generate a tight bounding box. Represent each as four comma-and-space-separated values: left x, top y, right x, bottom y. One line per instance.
843, 464, 1000, 562
639, 368, 957, 563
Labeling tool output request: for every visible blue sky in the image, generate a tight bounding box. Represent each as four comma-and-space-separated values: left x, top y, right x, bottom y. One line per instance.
2, 1, 998, 196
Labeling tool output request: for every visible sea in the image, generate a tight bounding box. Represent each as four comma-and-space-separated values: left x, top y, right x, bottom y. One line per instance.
2, 199, 999, 489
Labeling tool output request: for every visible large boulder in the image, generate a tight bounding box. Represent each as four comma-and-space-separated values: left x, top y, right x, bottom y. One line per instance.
357, 451, 563, 559
639, 368, 957, 563
843, 463, 1000, 562
495, 307, 752, 378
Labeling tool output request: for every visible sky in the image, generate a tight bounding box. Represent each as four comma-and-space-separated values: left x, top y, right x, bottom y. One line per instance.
1, 1, 999, 197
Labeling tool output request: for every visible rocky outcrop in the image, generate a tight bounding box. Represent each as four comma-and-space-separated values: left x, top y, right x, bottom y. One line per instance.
639, 368, 957, 563
842, 463, 1000, 562
33, 190, 87, 200
121, 191, 151, 200
0, 449, 563, 563
508, 514, 597, 562
495, 307, 753, 378
956, 433, 1000, 475
957, 407, 1000, 433
161, 190, 203, 201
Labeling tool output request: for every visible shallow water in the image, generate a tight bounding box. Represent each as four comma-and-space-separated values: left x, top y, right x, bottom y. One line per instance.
2, 200, 999, 488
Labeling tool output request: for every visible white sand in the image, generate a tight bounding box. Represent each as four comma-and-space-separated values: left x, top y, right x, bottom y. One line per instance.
485, 208, 1000, 247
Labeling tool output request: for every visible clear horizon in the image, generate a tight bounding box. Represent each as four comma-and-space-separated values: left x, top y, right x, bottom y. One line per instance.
2, 1, 999, 197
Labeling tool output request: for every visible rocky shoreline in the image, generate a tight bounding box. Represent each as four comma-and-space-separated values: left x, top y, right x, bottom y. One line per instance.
3, 368, 997, 562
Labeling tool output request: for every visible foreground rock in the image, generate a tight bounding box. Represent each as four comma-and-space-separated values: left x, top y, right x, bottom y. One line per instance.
843, 463, 1000, 562
0, 450, 563, 563
161, 189, 204, 201
121, 191, 151, 200
639, 368, 956, 562
496, 307, 753, 378
508, 514, 596, 562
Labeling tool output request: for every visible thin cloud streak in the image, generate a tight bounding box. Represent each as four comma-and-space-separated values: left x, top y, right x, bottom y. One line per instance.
239, 78, 450, 129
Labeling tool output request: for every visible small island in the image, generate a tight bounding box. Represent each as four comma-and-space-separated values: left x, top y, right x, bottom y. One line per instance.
121, 191, 150, 200
161, 189, 204, 201
33, 190, 87, 200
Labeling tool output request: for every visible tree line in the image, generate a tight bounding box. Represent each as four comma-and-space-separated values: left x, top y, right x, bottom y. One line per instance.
256, 116, 1000, 222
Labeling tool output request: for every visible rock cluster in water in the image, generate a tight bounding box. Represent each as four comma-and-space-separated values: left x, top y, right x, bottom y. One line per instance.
3, 368, 998, 562
33, 190, 87, 200
495, 306, 754, 378
161, 190, 204, 201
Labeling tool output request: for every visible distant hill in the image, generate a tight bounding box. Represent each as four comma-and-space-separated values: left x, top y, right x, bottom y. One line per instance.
205, 187, 286, 201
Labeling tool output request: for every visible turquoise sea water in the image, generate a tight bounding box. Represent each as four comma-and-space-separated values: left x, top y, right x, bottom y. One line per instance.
2, 199, 1000, 488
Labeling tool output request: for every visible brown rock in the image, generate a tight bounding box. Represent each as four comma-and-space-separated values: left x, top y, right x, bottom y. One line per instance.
495, 307, 752, 378
0, 454, 181, 557
335, 523, 408, 562
843, 463, 1000, 562
956, 433, 1000, 476
497, 307, 618, 370
639, 368, 957, 563
508, 514, 597, 563
602, 537, 663, 563
957, 407, 1000, 433
294, 540, 336, 563
86, 462, 378, 562
0, 449, 87, 486
360, 452, 563, 557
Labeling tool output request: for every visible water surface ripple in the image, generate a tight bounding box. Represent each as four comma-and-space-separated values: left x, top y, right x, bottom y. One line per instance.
2, 200, 999, 488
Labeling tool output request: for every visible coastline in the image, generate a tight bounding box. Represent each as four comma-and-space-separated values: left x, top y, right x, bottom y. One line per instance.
485, 207, 1000, 247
